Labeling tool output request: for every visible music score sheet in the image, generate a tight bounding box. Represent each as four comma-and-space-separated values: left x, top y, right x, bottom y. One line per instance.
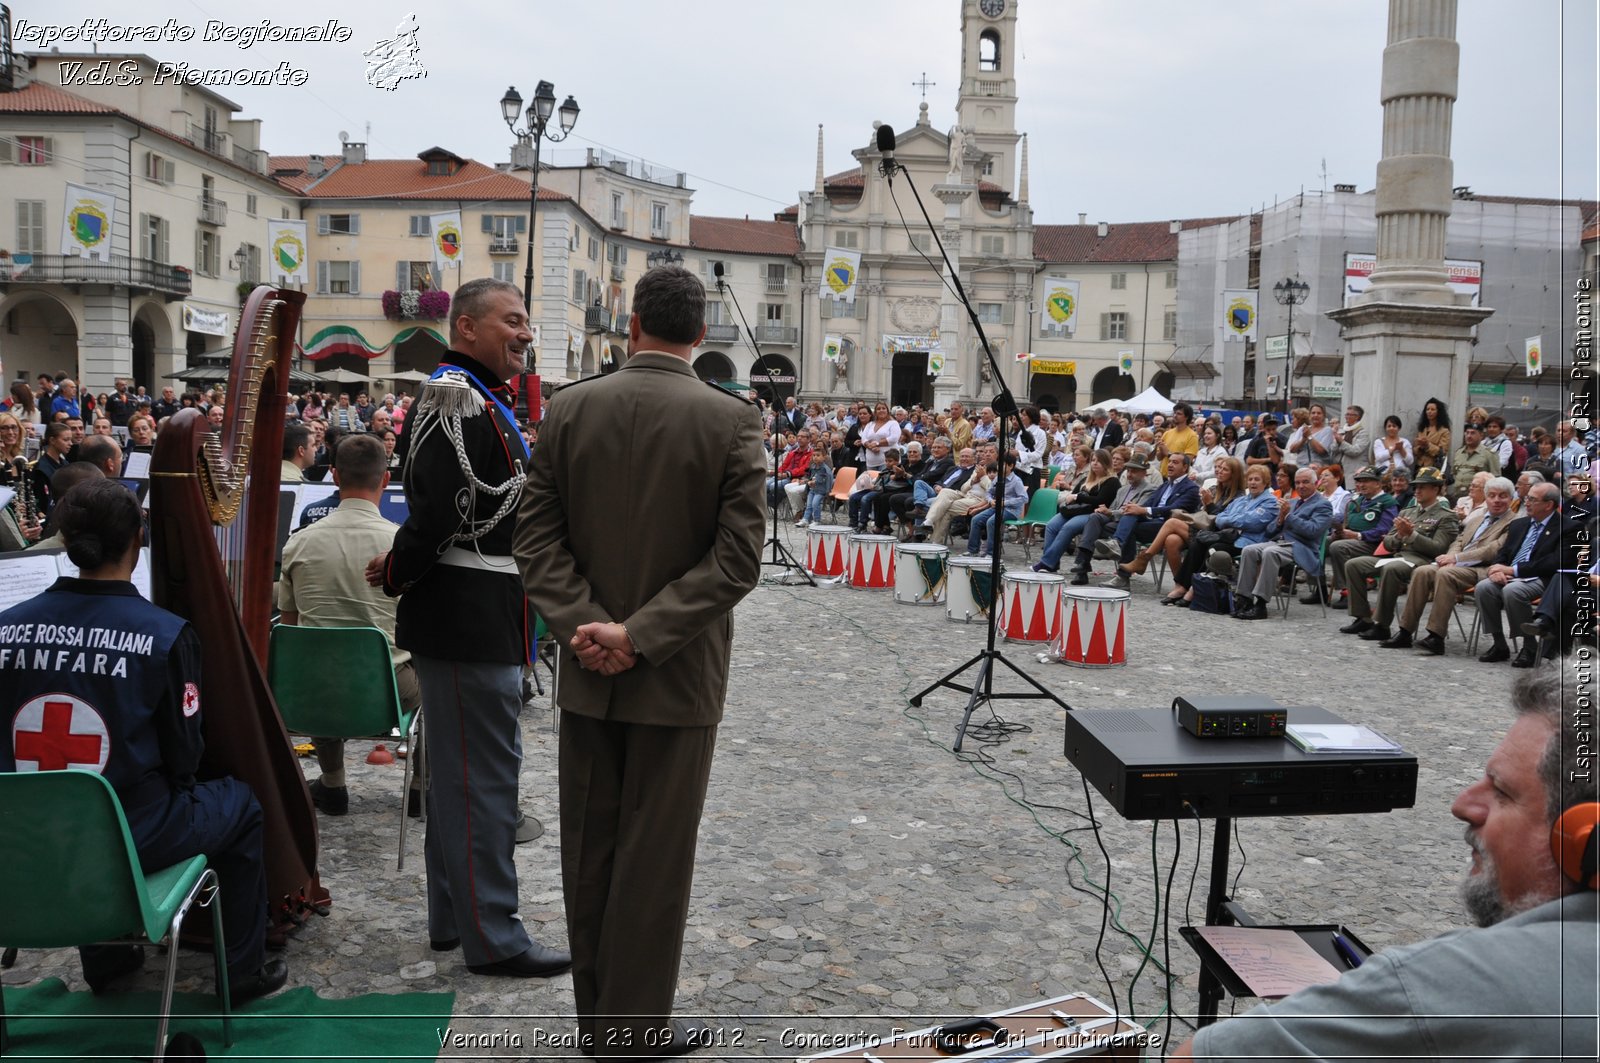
1195, 926, 1342, 998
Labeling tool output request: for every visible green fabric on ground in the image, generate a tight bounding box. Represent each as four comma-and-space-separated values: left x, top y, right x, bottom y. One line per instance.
1, 977, 453, 1061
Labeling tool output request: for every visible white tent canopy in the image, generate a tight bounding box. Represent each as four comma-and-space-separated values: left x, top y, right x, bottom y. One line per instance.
1117, 386, 1176, 416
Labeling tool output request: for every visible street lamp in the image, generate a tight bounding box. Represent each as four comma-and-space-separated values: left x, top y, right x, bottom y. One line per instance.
500, 81, 580, 314
1272, 277, 1310, 408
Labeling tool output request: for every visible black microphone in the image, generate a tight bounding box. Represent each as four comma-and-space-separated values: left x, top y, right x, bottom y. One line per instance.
876, 124, 896, 178
713, 259, 725, 292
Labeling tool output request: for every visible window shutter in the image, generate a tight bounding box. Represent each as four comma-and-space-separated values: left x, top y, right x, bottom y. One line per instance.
39, 138, 53, 163
1100, 313, 1110, 341
481, 215, 493, 233
0, 138, 12, 164
1002, 303, 1015, 325
160, 220, 170, 264
515, 215, 527, 234
137, 213, 148, 257
574, 269, 586, 298
350, 262, 361, 294
430, 265, 441, 289
347, 214, 360, 235
819, 300, 833, 321
317, 261, 329, 294
317, 215, 330, 235
396, 262, 408, 290
195, 230, 203, 274
162, 160, 175, 183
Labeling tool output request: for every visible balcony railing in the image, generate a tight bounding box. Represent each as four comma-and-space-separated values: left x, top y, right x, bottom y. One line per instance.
609, 263, 626, 282
489, 237, 519, 255
703, 323, 740, 343
585, 305, 626, 333
0, 253, 192, 297
764, 277, 788, 294
650, 221, 672, 240
188, 123, 225, 156
233, 144, 266, 173
198, 196, 228, 226
610, 212, 628, 231
754, 325, 797, 344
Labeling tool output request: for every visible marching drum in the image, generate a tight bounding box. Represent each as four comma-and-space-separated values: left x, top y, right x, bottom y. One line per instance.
892, 543, 949, 606
1055, 586, 1129, 668
806, 524, 850, 578
846, 534, 896, 590
1000, 570, 1065, 643
946, 555, 1000, 623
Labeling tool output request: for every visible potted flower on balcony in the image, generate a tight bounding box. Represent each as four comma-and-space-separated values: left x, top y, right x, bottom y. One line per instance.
383, 289, 451, 321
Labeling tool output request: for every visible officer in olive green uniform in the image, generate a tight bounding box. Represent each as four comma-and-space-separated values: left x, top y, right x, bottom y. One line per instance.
1339, 467, 1462, 641
1326, 466, 1398, 596
1448, 421, 1502, 502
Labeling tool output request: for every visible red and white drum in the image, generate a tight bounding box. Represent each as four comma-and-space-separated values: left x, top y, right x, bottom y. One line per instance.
1055, 586, 1129, 668
806, 525, 850, 578
946, 555, 999, 623
893, 543, 949, 606
847, 534, 896, 589
1000, 571, 1065, 643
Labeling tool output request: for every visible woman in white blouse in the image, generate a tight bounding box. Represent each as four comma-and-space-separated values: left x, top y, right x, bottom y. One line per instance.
856, 401, 901, 471
1192, 423, 1230, 483
1371, 415, 1414, 474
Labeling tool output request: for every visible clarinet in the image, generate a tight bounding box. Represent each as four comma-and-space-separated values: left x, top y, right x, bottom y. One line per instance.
11, 457, 38, 539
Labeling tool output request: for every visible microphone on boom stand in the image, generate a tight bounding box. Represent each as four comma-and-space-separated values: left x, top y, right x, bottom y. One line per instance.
870, 123, 1069, 749
719, 261, 813, 586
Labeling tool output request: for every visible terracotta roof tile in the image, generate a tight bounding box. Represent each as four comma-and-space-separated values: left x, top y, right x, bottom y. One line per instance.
0, 83, 119, 114
689, 216, 801, 256
266, 155, 567, 202
1034, 217, 1239, 264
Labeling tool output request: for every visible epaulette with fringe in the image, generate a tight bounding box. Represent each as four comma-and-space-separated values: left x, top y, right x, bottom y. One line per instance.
413, 370, 486, 421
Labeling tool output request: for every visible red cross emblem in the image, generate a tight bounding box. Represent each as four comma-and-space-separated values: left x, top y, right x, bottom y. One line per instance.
12, 694, 110, 773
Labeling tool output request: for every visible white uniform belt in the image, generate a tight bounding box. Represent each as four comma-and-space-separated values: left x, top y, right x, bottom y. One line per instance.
438, 546, 517, 573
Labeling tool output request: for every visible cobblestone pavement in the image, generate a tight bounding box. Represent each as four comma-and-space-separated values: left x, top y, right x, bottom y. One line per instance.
2, 521, 1520, 1060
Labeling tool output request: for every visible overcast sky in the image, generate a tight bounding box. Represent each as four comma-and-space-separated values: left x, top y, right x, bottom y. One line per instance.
20, 0, 1598, 224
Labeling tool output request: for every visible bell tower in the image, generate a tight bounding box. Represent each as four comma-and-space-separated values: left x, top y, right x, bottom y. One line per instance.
957, 0, 1020, 190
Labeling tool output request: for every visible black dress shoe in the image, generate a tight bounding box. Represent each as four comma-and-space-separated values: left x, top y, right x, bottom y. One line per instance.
468, 941, 573, 978
308, 778, 348, 816
1339, 618, 1374, 635
1414, 632, 1447, 656
1512, 644, 1539, 668
230, 956, 289, 1006
1358, 624, 1391, 642
1521, 617, 1555, 642
1478, 642, 1511, 663
1236, 602, 1269, 620
1379, 628, 1414, 649
1069, 571, 1089, 586
1158, 595, 1180, 606
430, 937, 460, 952
1174, 598, 1191, 608
84, 944, 145, 994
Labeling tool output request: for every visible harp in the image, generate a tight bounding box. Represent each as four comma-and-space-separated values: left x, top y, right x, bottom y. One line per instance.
149, 286, 325, 927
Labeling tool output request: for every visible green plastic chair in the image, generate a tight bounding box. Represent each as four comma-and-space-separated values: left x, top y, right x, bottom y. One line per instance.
0, 769, 232, 1060
1005, 488, 1060, 559
268, 625, 421, 870
1045, 465, 1064, 486
1274, 532, 1331, 618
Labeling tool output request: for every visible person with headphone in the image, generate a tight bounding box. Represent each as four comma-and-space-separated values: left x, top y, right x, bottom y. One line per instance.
1174, 668, 1597, 1061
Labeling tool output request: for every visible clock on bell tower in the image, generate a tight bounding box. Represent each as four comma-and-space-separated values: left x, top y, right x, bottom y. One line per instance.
957, 0, 1020, 190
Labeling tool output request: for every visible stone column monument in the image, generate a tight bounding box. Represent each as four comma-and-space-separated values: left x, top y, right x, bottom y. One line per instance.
1328, 0, 1492, 435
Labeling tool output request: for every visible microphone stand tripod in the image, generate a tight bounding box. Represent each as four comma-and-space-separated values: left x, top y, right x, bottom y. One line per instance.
721, 276, 814, 586
883, 157, 1070, 750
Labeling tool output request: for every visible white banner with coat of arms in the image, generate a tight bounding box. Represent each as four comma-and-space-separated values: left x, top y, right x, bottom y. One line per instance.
1042, 276, 1080, 334
267, 220, 309, 284
429, 211, 463, 273
1221, 288, 1258, 342
61, 183, 115, 261
819, 247, 861, 302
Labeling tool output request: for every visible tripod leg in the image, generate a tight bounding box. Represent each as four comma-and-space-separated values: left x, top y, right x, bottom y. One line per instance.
989, 652, 1072, 710
952, 655, 993, 752
908, 649, 989, 707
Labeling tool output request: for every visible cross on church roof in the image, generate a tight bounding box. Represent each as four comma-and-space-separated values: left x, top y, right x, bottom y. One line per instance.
912, 72, 937, 100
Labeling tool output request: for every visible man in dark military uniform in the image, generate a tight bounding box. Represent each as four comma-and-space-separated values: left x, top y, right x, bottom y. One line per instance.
517, 266, 766, 1058
0, 480, 285, 1003
1339, 467, 1461, 642
1325, 466, 1398, 602
367, 278, 569, 979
